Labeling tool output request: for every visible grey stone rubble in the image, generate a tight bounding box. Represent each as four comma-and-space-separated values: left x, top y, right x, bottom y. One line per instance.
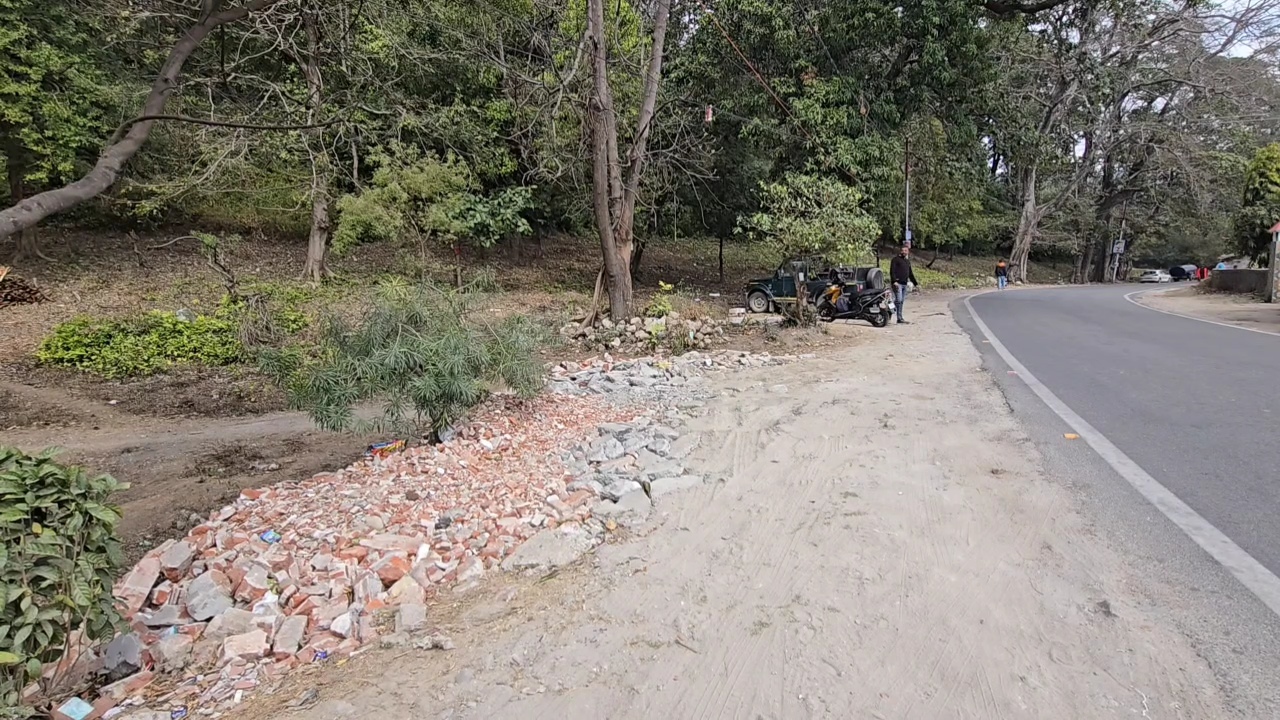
505, 349, 812, 560
546, 349, 806, 406
560, 312, 779, 353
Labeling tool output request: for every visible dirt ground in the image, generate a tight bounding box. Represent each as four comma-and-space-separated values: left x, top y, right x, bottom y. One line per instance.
1, 230, 838, 561
1138, 285, 1280, 333
229, 293, 1231, 720
0, 379, 373, 560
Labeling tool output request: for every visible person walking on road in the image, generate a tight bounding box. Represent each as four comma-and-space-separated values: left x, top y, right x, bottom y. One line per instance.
889, 244, 919, 324
995, 259, 1009, 290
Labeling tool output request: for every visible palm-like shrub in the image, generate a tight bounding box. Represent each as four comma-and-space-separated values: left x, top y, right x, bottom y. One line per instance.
261, 279, 545, 439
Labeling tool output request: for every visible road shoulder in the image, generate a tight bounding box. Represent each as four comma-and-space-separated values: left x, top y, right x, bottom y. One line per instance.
1133, 285, 1280, 335
954, 291, 1280, 717
232, 295, 1244, 719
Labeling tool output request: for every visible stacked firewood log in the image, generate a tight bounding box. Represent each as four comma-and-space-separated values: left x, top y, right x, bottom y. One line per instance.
0, 266, 46, 309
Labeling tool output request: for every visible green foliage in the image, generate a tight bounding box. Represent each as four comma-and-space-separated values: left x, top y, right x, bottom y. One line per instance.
0, 0, 112, 193
260, 280, 545, 438
0, 447, 126, 709
644, 281, 676, 318
1234, 144, 1280, 262
742, 173, 880, 264
36, 312, 243, 378
333, 149, 533, 255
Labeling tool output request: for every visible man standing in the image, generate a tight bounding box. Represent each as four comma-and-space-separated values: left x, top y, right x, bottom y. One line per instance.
995, 259, 1009, 290
889, 244, 919, 324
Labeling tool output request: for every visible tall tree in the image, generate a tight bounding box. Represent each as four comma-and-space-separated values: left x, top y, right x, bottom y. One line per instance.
0, 0, 112, 260
586, 0, 672, 320
1235, 143, 1280, 262
0, 0, 286, 245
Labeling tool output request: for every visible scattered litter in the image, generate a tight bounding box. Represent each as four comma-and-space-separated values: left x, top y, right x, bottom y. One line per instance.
365, 440, 406, 459
259, 530, 281, 544
54, 697, 95, 720
1063, 433, 1080, 440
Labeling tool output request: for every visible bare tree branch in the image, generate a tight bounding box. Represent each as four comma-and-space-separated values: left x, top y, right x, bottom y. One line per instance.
0, 0, 288, 242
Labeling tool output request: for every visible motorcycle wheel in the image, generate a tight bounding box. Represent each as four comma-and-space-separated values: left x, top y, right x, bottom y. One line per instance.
870, 310, 890, 328
817, 304, 835, 322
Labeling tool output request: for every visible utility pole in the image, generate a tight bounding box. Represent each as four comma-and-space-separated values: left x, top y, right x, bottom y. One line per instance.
904, 136, 912, 246
1110, 202, 1129, 283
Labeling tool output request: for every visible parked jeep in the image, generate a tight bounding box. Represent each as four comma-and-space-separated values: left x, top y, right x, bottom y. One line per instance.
743, 257, 885, 313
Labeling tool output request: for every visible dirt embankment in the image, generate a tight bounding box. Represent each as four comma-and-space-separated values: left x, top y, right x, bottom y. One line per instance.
1138, 285, 1280, 334
230, 294, 1231, 720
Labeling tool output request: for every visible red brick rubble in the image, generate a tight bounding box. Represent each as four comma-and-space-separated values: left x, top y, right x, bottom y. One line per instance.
96, 389, 636, 716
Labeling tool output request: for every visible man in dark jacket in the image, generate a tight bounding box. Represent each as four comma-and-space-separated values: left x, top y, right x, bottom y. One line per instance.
889, 245, 918, 324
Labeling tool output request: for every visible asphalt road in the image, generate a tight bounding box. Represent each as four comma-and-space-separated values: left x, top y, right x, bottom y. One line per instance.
957, 284, 1280, 717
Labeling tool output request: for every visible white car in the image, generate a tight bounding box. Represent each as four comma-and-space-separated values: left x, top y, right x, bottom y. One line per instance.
1137, 269, 1172, 283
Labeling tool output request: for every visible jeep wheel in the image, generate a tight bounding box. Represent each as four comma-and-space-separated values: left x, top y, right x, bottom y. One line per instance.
747, 291, 770, 313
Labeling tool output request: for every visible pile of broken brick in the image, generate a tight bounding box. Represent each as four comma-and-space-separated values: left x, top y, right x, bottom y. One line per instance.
44, 350, 797, 720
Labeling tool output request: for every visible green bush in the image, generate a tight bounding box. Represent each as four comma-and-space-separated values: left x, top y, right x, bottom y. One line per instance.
36, 311, 244, 378
643, 281, 676, 318
260, 280, 546, 439
0, 448, 126, 710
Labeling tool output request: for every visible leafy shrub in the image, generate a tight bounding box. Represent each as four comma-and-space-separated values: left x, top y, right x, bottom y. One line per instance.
37, 312, 244, 378
260, 280, 546, 439
464, 268, 501, 293
644, 281, 676, 318
0, 448, 126, 710
332, 148, 533, 255
741, 173, 880, 264
1234, 143, 1280, 262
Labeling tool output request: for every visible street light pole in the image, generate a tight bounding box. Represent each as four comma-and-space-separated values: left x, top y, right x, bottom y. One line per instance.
904, 136, 912, 245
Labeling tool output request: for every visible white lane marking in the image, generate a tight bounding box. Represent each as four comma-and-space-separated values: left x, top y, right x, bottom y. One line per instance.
1125, 287, 1280, 338
963, 294, 1280, 619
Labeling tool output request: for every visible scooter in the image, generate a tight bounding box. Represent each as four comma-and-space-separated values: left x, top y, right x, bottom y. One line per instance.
815, 281, 894, 327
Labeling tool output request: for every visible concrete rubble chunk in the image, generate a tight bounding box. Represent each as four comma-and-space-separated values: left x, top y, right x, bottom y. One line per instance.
185, 569, 233, 621
329, 611, 354, 638
387, 575, 426, 606
502, 527, 597, 572
150, 633, 194, 672
395, 603, 427, 633
103, 632, 143, 676
359, 534, 423, 554
667, 435, 701, 460
601, 478, 641, 502
115, 557, 161, 616
273, 616, 307, 658
220, 629, 269, 664
592, 491, 652, 525
138, 604, 185, 628
204, 608, 257, 642
234, 563, 272, 603
159, 541, 195, 582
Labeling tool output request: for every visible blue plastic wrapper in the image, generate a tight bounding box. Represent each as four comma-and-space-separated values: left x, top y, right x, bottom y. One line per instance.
260, 529, 282, 544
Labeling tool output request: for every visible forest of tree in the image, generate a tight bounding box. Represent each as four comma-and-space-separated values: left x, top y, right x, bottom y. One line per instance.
2, 0, 1279, 317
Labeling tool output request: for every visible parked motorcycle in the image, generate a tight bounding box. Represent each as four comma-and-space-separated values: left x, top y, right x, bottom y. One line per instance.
815, 282, 894, 327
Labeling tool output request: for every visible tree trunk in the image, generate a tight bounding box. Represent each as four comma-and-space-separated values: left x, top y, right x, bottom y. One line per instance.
0, 0, 284, 242
6, 156, 47, 262
303, 184, 330, 281
630, 237, 646, 281
299, 2, 331, 283
1008, 165, 1039, 283
585, 0, 671, 321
